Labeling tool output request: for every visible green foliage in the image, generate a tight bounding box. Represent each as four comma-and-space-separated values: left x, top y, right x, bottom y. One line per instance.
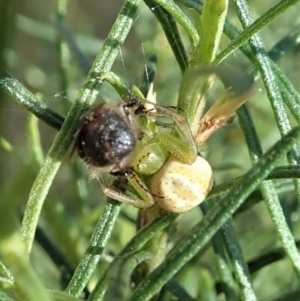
1, 0, 300, 300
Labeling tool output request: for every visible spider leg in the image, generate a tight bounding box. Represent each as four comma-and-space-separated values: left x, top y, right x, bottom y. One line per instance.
96, 175, 154, 209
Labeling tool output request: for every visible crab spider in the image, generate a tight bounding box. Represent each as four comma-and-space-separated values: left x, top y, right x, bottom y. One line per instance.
74, 86, 211, 212
74, 67, 256, 212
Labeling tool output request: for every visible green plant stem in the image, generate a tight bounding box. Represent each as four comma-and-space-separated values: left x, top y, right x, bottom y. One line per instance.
88, 0, 141, 77
267, 24, 300, 62
239, 104, 300, 277
27, 115, 44, 167
248, 240, 300, 274
153, 0, 199, 50
196, 0, 228, 65
233, 0, 300, 281
139, 54, 158, 96
223, 18, 300, 212
127, 127, 300, 300
202, 191, 256, 300
0, 73, 65, 130
175, 0, 203, 10
56, 0, 71, 113
20, 0, 141, 258
88, 212, 179, 301
104, 251, 152, 301
179, 0, 300, 130
271, 63, 300, 124
200, 202, 238, 301
162, 280, 196, 301
221, 221, 256, 301
183, 0, 228, 135
20, 78, 101, 258
214, 241, 300, 295
209, 165, 300, 199
222, 19, 300, 126
144, 0, 188, 72
66, 200, 121, 297
216, 0, 300, 63
0, 261, 14, 284
55, 0, 90, 214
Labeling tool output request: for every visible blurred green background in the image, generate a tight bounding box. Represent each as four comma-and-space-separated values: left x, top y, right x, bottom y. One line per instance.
1, 0, 300, 300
